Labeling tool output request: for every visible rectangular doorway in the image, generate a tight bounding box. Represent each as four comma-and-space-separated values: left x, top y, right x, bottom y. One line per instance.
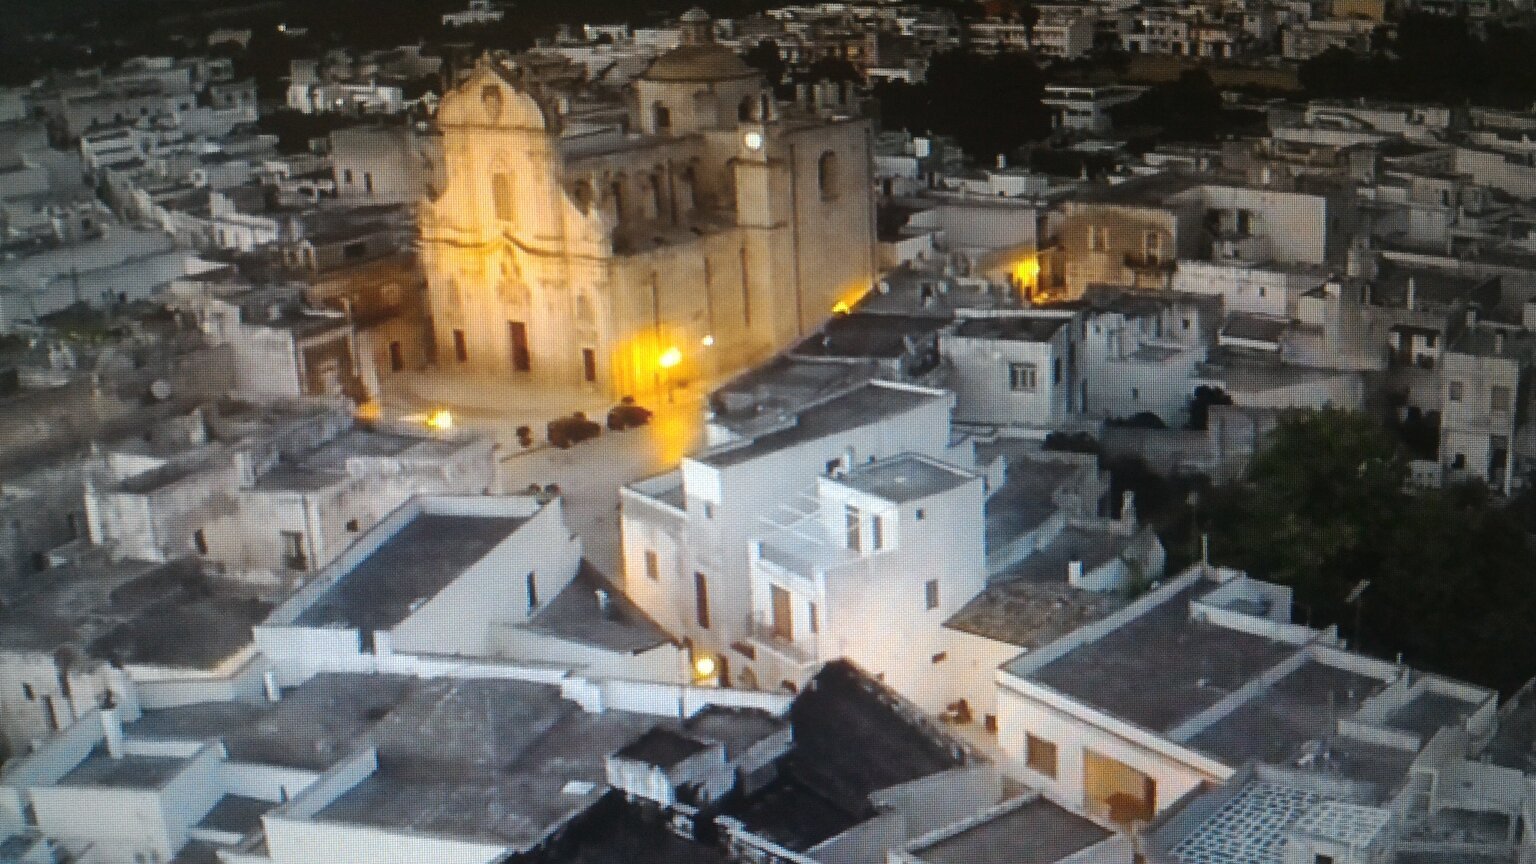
389, 341, 404, 372
582, 347, 597, 383
771, 584, 793, 641
508, 321, 531, 372
1083, 748, 1156, 826
453, 329, 468, 363
694, 571, 711, 629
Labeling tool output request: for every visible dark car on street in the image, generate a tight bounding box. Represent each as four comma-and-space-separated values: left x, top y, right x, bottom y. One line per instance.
606, 397, 653, 431
547, 412, 602, 448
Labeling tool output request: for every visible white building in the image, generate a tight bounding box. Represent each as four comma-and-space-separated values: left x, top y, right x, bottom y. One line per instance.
744, 452, 993, 711
942, 310, 1081, 428
1043, 85, 1147, 134
995, 563, 1496, 828
442, 0, 505, 27
83, 400, 496, 583
257, 493, 685, 681
621, 381, 971, 689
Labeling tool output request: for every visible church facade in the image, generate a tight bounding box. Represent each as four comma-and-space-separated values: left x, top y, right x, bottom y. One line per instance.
420, 13, 878, 397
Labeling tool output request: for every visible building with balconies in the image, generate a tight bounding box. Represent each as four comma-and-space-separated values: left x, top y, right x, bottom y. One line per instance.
620, 380, 966, 688
743, 453, 988, 712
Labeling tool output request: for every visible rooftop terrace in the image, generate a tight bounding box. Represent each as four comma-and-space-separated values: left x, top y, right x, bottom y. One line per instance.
1021, 583, 1298, 733
294, 512, 529, 631
699, 383, 945, 469
1185, 658, 1385, 765
837, 453, 975, 503
915, 796, 1110, 864
59, 748, 184, 789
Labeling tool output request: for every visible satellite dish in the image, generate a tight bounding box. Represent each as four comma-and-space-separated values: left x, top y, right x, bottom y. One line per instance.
149, 379, 172, 401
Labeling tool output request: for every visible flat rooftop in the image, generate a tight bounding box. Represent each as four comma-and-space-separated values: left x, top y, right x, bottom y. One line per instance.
294, 512, 529, 631
916, 797, 1110, 864
946, 525, 1141, 648
1385, 690, 1477, 740
318, 677, 660, 848
59, 748, 184, 789
700, 383, 944, 469
1185, 658, 1385, 764
791, 313, 947, 359
0, 557, 267, 669
125, 673, 417, 771
1021, 583, 1298, 733
253, 428, 462, 492
197, 794, 271, 836
681, 705, 787, 761
837, 453, 974, 503
983, 457, 1082, 550
950, 316, 1070, 343
615, 728, 710, 768
1168, 778, 1328, 864
520, 562, 673, 655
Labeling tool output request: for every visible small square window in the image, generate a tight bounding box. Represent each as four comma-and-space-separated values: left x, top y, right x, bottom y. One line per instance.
1025, 733, 1058, 778
1449, 381, 1464, 402
345, 519, 360, 532
1009, 362, 1038, 392
645, 549, 660, 581
915, 508, 925, 520
22, 683, 35, 700
924, 579, 940, 610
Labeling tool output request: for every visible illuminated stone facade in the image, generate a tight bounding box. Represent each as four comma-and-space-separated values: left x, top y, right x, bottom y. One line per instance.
421, 13, 878, 396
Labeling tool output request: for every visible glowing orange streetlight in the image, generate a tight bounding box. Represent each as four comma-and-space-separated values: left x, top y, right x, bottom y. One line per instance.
424, 409, 454, 431
658, 346, 682, 369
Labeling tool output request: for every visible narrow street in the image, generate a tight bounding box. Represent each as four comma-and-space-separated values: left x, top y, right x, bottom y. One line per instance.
377, 370, 709, 578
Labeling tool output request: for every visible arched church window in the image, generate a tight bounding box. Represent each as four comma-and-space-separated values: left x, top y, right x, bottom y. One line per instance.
817, 150, 839, 201
491, 172, 515, 222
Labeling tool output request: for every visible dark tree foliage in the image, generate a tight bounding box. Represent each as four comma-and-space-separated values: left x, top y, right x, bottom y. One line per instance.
1187, 385, 1233, 431
1202, 409, 1536, 693
873, 49, 1052, 162
1108, 70, 1268, 143
1105, 411, 1167, 429
1298, 14, 1536, 108
743, 39, 788, 88
1042, 430, 1101, 455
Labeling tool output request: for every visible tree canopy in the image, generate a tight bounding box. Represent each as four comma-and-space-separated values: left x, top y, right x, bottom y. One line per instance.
1203, 409, 1536, 694
873, 49, 1052, 162
1298, 14, 1536, 108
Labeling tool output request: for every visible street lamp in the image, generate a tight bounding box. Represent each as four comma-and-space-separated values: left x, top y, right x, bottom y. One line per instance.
657, 346, 681, 404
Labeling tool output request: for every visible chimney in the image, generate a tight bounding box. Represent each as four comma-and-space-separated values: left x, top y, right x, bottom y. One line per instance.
1067, 560, 1084, 585
996, 153, 1008, 170
101, 709, 124, 759
1405, 277, 1416, 312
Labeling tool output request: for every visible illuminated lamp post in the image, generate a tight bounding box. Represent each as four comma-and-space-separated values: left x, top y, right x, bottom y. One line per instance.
658, 345, 681, 404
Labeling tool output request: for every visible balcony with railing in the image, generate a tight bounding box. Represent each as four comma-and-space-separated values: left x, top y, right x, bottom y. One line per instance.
745, 611, 821, 667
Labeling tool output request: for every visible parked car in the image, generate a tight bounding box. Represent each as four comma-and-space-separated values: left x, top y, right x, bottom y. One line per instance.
606, 397, 653, 431
547, 412, 601, 448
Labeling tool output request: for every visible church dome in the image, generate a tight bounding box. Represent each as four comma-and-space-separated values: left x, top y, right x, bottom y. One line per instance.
643, 45, 759, 82
642, 10, 759, 83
